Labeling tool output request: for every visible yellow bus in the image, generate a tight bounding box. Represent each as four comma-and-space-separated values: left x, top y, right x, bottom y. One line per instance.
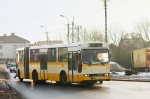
16, 42, 111, 86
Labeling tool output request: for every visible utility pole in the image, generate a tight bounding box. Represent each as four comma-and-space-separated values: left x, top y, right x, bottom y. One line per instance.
72, 17, 74, 43
77, 25, 81, 42
101, 0, 110, 42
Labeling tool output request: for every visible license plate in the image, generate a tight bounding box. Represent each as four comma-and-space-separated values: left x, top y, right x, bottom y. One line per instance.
95, 77, 100, 79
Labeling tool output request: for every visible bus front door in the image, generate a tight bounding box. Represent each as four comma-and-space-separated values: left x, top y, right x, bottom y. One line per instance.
40, 53, 48, 80
68, 52, 78, 82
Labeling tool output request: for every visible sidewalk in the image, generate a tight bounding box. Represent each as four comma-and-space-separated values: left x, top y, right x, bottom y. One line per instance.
111, 72, 150, 82
0, 65, 12, 99
0, 65, 25, 99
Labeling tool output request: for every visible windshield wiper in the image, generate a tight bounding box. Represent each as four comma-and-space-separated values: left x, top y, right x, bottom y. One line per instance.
100, 60, 109, 65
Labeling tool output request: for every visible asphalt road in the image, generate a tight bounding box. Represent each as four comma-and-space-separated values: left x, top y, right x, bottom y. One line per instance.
3, 65, 150, 99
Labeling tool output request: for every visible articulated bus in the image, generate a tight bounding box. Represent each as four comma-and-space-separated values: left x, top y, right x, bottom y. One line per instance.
16, 42, 111, 86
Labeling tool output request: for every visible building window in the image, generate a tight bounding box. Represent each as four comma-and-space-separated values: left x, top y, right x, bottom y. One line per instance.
48, 48, 56, 62
0, 45, 3, 49
0, 53, 3, 56
58, 48, 68, 62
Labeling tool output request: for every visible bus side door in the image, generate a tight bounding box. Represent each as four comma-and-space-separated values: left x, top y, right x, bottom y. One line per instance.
40, 53, 48, 80
24, 47, 29, 79
68, 52, 78, 82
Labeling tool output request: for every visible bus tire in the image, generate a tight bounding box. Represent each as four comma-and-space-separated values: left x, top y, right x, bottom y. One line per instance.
86, 80, 97, 86
60, 72, 69, 86
32, 70, 39, 84
20, 78, 23, 82
38, 80, 46, 84
99, 80, 103, 84
18, 70, 23, 82
55, 81, 61, 85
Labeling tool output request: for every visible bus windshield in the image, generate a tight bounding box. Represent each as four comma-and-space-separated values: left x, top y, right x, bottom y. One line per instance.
82, 49, 109, 64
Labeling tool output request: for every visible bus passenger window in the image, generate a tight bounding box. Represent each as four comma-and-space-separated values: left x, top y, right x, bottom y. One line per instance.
68, 53, 72, 70
58, 51, 63, 62
19, 51, 24, 62
30, 49, 40, 62
58, 48, 67, 62
73, 53, 77, 70
48, 48, 56, 62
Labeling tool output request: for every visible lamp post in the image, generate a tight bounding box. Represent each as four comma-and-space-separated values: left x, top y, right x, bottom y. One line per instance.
60, 15, 70, 43
41, 26, 51, 44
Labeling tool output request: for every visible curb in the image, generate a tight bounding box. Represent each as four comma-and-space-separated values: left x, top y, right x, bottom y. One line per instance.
111, 78, 150, 82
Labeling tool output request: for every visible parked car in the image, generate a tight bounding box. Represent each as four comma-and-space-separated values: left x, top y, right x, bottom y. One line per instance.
9, 62, 16, 73
110, 61, 125, 72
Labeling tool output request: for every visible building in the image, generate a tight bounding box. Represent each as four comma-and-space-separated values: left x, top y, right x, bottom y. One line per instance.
0, 33, 30, 59
119, 36, 146, 49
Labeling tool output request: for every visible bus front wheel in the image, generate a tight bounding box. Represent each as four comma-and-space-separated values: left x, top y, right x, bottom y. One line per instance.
60, 72, 69, 86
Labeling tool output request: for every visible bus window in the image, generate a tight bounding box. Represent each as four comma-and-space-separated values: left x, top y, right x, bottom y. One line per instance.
48, 48, 56, 62
58, 48, 68, 62
73, 53, 77, 70
30, 49, 40, 62
68, 53, 72, 70
82, 49, 109, 64
78, 53, 82, 73
19, 51, 24, 62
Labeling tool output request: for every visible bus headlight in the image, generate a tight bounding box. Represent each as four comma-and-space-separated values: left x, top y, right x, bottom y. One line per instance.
84, 74, 89, 77
104, 74, 108, 76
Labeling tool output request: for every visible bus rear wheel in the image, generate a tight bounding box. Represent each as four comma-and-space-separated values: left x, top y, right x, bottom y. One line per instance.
99, 80, 103, 84
32, 70, 39, 84
60, 72, 69, 86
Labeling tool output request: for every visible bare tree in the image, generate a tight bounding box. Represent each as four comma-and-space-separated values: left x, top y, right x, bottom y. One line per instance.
134, 18, 150, 41
108, 25, 126, 45
79, 28, 104, 42
80, 28, 90, 42
91, 29, 105, 42
53, 32, 65, 43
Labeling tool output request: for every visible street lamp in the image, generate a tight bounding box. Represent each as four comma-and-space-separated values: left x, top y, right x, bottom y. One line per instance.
60, 15, 70, 43
41, 26, 51, 45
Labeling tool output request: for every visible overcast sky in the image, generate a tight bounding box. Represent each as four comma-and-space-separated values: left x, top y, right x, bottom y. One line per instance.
0, 0, 150, 43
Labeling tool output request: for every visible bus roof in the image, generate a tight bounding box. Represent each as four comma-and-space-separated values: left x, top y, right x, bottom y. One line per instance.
30, 42, 108, 49
16, 42, 108, 50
